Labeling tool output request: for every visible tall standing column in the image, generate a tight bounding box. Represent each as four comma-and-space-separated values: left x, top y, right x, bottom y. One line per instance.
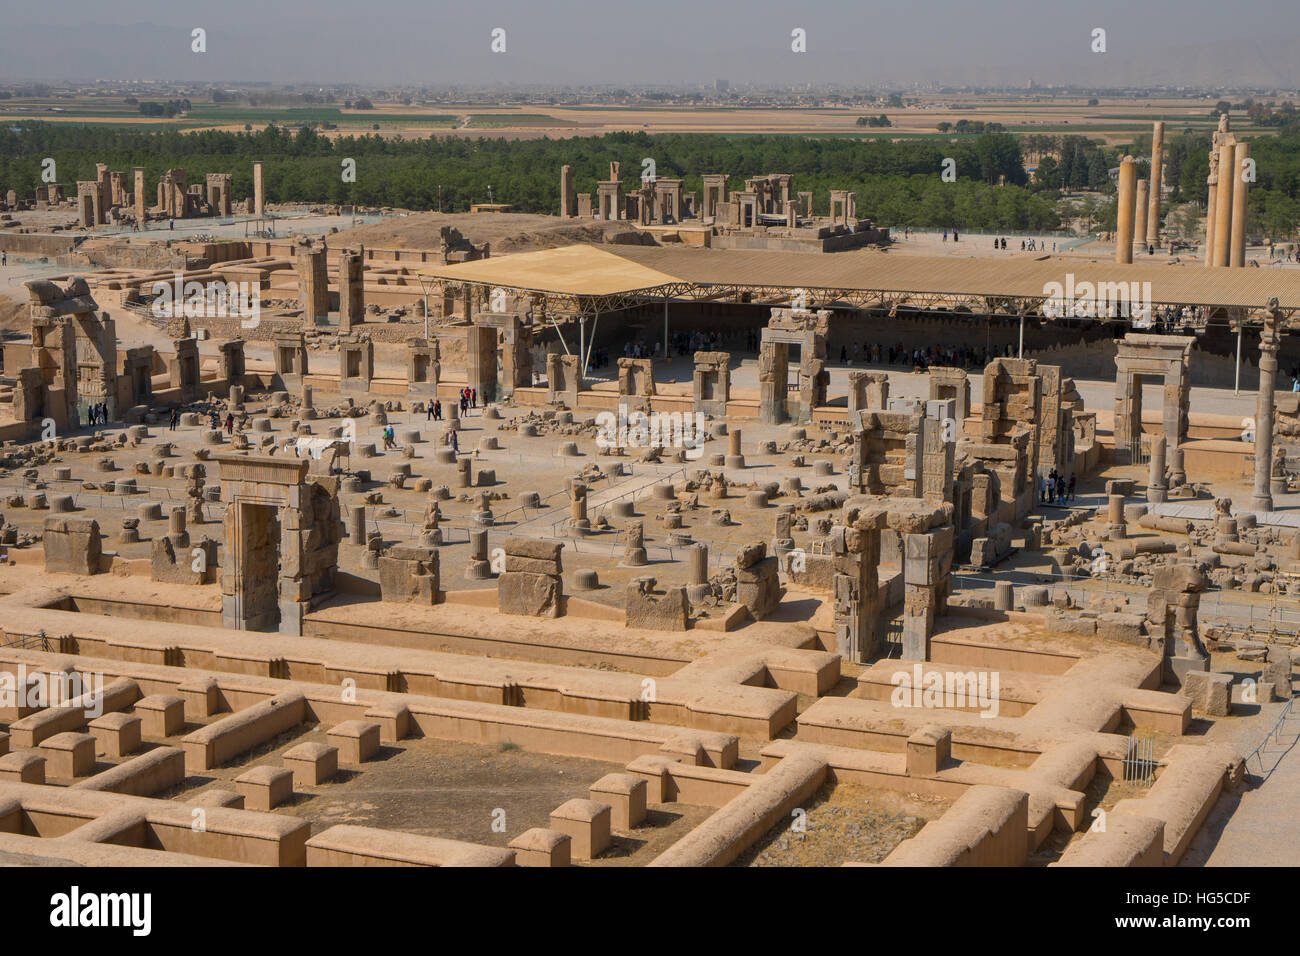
1254, 315, 1279, 513
1147, 121, 1165, 247
252, 162, 265, 217
1134, 180, 1149, 254
1203, 175, 1219, 267
1114, 156, 1137, 264
133, 167, 146, 224
1230, 141, 1251, 267
1212, 142, 1236, 266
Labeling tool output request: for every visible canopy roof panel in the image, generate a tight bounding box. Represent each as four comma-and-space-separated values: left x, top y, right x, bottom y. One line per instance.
424, 242, 1300, 315
419, 244, 683, 297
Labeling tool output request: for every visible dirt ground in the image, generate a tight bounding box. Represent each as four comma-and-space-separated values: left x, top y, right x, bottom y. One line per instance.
736, 782, 947, 866
159, 724, 712, 864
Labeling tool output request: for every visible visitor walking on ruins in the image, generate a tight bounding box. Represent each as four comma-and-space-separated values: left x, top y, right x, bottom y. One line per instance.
1067, 474, 1076, 502
449, 429, 458, 453
225, 413, 234, 435
169, 408, 178, 431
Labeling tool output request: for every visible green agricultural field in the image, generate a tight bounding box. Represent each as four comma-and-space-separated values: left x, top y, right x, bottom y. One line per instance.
465, 113, 565, 127
183, 107, 459, 127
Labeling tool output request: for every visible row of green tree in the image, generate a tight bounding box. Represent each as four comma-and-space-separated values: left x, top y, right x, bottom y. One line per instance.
2, 120, 1299, 235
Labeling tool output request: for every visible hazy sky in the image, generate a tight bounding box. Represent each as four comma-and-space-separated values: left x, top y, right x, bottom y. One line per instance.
4, 0, 1299, 89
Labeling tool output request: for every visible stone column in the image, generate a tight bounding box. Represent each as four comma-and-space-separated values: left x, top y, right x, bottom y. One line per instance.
1148, 433, 1168, 504
1134, 180, 1149, 253
1203, 174, 1219, 268
688, 542, 708, 585
133, 167, 146, 223
1254, 315, 1279, 513
1147, 121, 1164, 247
1107, 494, 1127, 540
1114, 156, 1137, 264
466, 528, 490, 579
725, 428, 745, 469
1212, 142, 1236, 267
253, 162, 265, 217
169, 506, 189, 548
570, 483, 590, 535
687, 542, 709, 604
348, 505, 366, 545
1229, 141, 1251, 268
1170, 445, 1187, 486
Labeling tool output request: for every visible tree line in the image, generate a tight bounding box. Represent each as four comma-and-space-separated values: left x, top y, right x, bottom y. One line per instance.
1, 120, 1298, 235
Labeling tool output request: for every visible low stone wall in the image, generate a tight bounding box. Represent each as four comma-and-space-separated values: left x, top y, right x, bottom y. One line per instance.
181, 694, 309, 772
1053, 813, 1165, 866
0, 780, 310, 865
305, 824, 514, 866
6, 678, 140, 746
0, 233, 83, 257
647, 753, 828, 867
1111, 743, 1243, 865
70, 746, 185, 797
879, 785, 1029, 866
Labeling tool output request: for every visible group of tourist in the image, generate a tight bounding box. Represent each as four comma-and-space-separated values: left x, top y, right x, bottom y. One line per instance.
458, 387, 477, 415
675, 330, 727, 357
84, 402, 110, 426
992, 237, 1056, 252
835, 342, 1011, 371
1042, 470, 1076, 505
426, 399, 443, 421
380, 425, 398, 450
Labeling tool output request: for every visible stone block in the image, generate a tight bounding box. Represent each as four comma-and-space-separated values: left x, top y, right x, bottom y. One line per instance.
509, 827, 571, 867
88, 712, 142, 759
0, 752, 45, 783
905, 725, 951, 776
1182, 670, 1232, 716
42, 516, 102, 574
327, 720, 381, 764
549, 798, 611, 860
589, 773, 647, 831
135, 694, 185, 737
498, 571, 561, 618
625, 577, 688, 631
39, 731, 96, 778
283, 742, 339, 788
235, 765, 295, 811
